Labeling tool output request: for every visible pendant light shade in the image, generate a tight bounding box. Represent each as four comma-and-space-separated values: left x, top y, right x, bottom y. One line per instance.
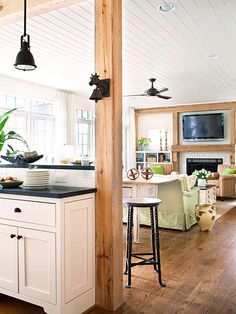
14, 35, 37, 71
14, 0, 37, 71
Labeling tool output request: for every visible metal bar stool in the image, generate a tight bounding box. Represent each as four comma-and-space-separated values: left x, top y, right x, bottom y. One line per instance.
123, 198, 166, 288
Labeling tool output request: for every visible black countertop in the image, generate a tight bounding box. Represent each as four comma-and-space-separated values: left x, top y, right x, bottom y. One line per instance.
0, 185, 97, 199
0, 163, 95, 171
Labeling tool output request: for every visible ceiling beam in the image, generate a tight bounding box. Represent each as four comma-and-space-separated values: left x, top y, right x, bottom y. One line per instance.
0, 0, 85, 27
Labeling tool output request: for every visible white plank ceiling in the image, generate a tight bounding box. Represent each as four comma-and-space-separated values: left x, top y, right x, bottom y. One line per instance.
0, 0, 236, 108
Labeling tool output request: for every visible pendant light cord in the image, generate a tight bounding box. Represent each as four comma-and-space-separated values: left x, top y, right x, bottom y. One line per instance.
24, 0, 27, 37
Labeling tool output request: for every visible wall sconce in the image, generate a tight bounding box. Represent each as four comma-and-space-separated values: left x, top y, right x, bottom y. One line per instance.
89, 73, 110, 102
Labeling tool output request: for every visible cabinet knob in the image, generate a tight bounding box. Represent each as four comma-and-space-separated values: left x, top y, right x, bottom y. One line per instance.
14, 208, 22, 213
10, 234, 16, 238
17, 235, 23, 240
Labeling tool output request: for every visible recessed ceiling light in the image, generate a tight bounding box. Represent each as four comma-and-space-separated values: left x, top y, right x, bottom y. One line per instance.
207, 53, 218, 59
159, 2, 176, 13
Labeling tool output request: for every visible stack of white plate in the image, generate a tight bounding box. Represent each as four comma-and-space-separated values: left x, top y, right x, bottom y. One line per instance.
22, 169, 50, 189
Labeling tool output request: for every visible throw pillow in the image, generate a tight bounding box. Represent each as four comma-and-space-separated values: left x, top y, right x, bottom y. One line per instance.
149, 165, 165, 175
222, 167, 236, 175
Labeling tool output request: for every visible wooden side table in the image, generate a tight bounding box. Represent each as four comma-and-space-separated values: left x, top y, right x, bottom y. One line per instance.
199, 185, 217, 205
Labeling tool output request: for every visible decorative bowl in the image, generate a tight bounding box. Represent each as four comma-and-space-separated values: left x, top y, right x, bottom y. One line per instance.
0, 181, 23, 188
1, 154, 43, 165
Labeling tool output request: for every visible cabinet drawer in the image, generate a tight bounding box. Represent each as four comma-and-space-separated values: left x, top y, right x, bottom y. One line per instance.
0, 198, 56, 227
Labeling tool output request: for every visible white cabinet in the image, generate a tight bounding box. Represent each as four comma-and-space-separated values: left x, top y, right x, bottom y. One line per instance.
18, 228, 56, 304
65, 198, 94, 303
0, 225, 56, 303
0, 193, 95, 314
0, 225, 18, 293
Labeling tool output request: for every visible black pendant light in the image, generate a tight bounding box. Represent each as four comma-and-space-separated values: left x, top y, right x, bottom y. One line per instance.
14, 0, 37, 71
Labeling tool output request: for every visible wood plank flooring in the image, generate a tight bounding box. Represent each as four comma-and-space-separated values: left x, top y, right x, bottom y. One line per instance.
90, 207, 236, 314
0, 206, 236, 314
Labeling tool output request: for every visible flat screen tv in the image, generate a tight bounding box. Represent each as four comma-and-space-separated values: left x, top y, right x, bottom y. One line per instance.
182, 113, 224, 140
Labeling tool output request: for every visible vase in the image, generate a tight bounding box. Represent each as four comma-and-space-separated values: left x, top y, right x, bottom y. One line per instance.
198, 178, 206, 187
196, 204, 216, 231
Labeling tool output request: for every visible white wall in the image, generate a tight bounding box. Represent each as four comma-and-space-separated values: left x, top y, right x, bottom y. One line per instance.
0, 168, 95, 188
138, 113, 173, 150
0, 74, 58, 101
0, 74, 95, 161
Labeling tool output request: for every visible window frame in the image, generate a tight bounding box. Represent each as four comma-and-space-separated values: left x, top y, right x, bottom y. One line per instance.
0, 92, 56, 162
75, 108, 95, 158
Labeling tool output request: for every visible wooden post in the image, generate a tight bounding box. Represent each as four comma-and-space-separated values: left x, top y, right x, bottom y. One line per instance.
172, 112, 179, 171
95, 0, 123, 311
230, 110, 235, 164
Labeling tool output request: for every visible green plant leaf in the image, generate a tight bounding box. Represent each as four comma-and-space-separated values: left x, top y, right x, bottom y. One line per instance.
0, 108, 18, 133
5, 131, 29, 150
7, 144, 15, 152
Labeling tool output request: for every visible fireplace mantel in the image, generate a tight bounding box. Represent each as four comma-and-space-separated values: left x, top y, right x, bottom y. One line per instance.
172, 144, 234, 153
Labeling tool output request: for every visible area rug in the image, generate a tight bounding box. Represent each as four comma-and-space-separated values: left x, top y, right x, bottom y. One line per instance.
215, 200, 236, 220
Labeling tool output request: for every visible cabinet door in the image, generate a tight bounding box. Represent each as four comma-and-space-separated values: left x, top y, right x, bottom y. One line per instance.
0, 225, 18, 292
65, 198, 94, 303
18, 228, 56, 304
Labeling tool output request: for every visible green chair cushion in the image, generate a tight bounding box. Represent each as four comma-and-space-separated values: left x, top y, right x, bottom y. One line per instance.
149, 165, 165, 175
222, 168, 236, 175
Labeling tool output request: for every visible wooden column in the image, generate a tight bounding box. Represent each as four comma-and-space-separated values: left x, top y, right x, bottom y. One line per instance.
230, 110, 235, 164
172, 112, 179, 171
95, 0, 123, 311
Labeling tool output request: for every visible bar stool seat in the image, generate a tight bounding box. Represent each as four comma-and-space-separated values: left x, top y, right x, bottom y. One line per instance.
123, 197, 165, 288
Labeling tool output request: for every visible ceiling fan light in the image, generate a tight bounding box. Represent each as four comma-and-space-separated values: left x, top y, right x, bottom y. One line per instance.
14, 40, 37, 71
159, 2, 176, 13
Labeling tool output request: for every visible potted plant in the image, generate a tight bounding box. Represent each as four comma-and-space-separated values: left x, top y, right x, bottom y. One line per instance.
0, 108, 29, 155
193, 168, 211, 187
137, 137, 151, 150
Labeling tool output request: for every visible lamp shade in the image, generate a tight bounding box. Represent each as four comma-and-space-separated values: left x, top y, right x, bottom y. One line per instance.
14, 39, 37, 71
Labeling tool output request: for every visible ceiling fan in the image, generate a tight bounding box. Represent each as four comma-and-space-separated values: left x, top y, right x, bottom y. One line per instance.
124, 78, 171, 99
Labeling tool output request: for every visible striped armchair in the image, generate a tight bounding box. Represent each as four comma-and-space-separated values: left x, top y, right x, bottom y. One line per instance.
208, 164, 236, 198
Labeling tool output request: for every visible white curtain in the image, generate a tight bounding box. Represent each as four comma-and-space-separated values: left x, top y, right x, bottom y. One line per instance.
55, 91, 68, 161
126, 108, 136, 170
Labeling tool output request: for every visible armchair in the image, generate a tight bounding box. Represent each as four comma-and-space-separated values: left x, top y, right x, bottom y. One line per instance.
208, 164, 236, 198
156, 179, 199, 230
123, 178, 199, 231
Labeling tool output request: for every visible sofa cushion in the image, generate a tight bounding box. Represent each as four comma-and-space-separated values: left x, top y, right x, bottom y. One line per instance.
149, 165, 164, 175
222, 167, 236, 175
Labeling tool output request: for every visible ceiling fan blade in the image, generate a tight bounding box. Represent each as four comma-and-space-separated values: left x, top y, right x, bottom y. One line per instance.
157, 95, 172, 100
123, 94, 146, 97
158, 87, 169, 93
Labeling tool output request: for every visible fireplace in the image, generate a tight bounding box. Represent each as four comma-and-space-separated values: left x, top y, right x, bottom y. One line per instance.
186, 158, 223, 175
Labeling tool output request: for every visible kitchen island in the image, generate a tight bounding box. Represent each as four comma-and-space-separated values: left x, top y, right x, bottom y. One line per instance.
0, 186, 96, 314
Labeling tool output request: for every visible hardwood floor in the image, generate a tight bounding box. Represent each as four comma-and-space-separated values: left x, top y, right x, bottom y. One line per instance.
0, 206, 236, 314
90, 206, 236, 314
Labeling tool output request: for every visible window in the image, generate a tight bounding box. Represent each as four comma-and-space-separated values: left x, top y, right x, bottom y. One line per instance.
76, 108, 95, 158
0, 93, 55, 163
